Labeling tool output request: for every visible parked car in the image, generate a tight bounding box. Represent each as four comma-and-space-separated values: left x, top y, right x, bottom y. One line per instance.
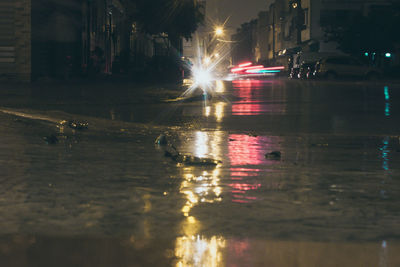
289, 53, 301, 79
298, 61, 317, 79
314, 56, 382, 80
289, 52, 343, 79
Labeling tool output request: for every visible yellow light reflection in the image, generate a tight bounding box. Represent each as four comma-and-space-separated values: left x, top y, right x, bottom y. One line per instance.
175, 131, 225, 265
204, 106, 211, 117
195, 131, 208, 158
143, 193, 152, 213
175, 235, 226, 267
215, 80, 225, 93
214, 102, 226, 122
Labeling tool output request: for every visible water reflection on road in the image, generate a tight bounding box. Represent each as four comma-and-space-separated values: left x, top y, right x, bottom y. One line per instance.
1, 79, 400, 266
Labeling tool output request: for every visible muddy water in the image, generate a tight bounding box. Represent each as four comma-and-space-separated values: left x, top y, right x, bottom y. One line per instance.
0, 80, 400, 266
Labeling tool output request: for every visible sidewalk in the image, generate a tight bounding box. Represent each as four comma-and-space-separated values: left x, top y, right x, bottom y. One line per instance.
0, 78, 186, 110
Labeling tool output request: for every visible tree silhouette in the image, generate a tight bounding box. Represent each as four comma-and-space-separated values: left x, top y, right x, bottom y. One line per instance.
128, 0, 204, 46
322, 5, 400, 56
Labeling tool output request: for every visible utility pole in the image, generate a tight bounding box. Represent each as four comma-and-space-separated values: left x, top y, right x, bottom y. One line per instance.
272, 4, 275, 60
86, 0, 92, 71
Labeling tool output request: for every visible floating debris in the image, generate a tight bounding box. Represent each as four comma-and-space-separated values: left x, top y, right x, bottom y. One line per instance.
165, 151, 221, 166
43, 134, 59, 144
155, 134, 168, 145
265, 151, 281, 160
67, 120, 88, 130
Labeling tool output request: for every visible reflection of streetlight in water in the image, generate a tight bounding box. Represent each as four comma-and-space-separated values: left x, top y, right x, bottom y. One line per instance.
180, 168, 222, 217
175, 235, 225, 267
175, 131, 225, 266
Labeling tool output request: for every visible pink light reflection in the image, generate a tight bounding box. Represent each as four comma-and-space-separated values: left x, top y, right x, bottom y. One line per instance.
232, 199, 250, 204
232, 80, 265, 115
229, 183, 262, 191
228, 135, 265, 166
228, 135, 281, 204
231, 171, 259, 177
231, 80, 287, 116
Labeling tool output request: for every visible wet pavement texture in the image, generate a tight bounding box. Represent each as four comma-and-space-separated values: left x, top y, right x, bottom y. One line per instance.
0, 79, 400, 266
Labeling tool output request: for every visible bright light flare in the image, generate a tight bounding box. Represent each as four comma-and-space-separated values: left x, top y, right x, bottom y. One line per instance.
179, 29, 232, 98
192, 66, 213, 89
215, 26, 224, 36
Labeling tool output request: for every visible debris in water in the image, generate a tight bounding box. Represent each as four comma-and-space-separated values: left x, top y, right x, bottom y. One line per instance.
66, 120, 88, 130
165, 151, 221, 166
43, 134, 59, 144
265, 151, 281, 160
155, 134, 168, 145
157, 134, 221, 166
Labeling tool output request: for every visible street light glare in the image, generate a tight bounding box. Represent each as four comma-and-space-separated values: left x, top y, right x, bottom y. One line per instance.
215, 27, 224, 36
192, 66, 213, 89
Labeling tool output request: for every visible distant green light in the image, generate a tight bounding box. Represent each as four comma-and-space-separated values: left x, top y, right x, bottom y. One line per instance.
384, 86, 390, 100
364, 52, 369, 56
385, 53, 392, 58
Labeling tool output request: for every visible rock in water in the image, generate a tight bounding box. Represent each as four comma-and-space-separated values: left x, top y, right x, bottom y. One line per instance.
265, 151, 281, 160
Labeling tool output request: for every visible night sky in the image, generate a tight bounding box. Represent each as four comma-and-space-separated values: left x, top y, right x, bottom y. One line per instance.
206, 0, 272, 30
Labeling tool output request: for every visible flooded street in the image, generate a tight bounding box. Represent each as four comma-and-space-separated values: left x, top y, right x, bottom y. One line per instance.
1, 79, 400, 266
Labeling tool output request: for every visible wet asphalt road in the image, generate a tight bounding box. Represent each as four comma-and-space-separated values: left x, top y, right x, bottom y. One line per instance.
0, 78, 400, 266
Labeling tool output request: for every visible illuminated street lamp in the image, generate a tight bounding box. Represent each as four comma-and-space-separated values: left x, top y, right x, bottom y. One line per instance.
215, 26, 224, 36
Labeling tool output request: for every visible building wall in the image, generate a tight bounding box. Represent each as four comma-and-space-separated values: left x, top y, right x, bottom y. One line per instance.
255, 11, 268, 63
183, 0, 207, 64
0, 0, 31, 82
301, 0, 311, 42
31, 0, 82, 80
251, 0, 395, 65
303, 0, 392, 45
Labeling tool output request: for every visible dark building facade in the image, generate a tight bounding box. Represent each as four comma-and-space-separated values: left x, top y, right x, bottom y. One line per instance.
0, 0, 31, 81
0, 0, 128, 81
32, 0, 82, 80
231, 20, 258, 65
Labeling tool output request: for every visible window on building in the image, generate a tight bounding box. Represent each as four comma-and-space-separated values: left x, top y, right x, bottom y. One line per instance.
304, 8, 309, 26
